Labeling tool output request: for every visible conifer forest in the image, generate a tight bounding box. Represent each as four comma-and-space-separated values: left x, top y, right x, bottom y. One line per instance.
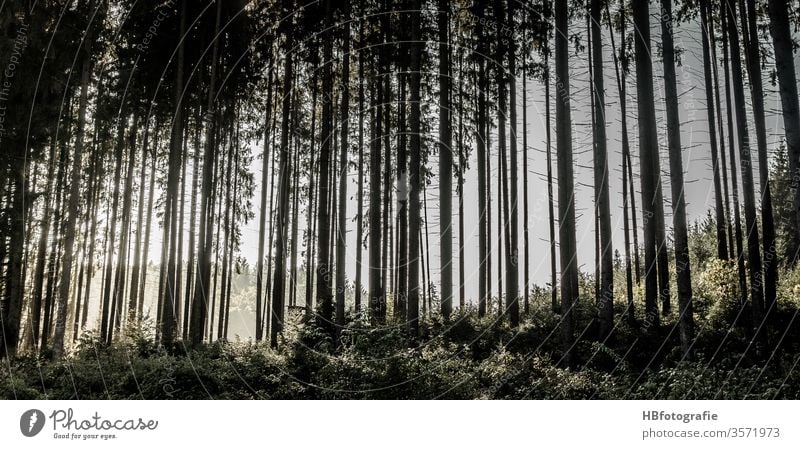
3, 0, 800, 399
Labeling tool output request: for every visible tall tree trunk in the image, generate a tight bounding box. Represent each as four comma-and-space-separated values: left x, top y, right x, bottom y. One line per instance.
304, 63, 318, 315
29, 134, 60, 350
112, 113, 139, 334
555, 0, 579, 365
256, 67, 274, 341
381, 1, 392, 319
354, 3, 366, 312
721, 5, 748, 308
288, 99, 301, 307
335, 1, 351, 330
74, 137, 102, 340
476, 15, 488, 318
521, 10, 530, 315
159, 0, 187, 348
407, 0, 422, 332
592, 0, 613, 338
438, 0, 453, 320
545, 11, 558, 313
315, 0, 335, 335
458, 49, 466, 312
768, 0, 800, 267
128, 123, 151, 323
506, 0, 520, 326
700, 2, 729, 261
726, 0, 765, 335
661, 0, 694, 356
606, 0, 634, 321
708, 8, 736, 260
633, 0, 665, 329
217, 136, 235, 339
190, 0, 222, 346
269, 2, 295, 347
740, 0, 776, 323
183, 111, 202, 339
369, 61, 384, 323
174, 125, 189, 335
100, 118, 125, 344
395, 65, 408, 319
138, 135, 159, 320
52, 23, 95, 358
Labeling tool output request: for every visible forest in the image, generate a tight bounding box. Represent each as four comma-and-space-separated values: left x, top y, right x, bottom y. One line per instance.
2, 0, 800, 400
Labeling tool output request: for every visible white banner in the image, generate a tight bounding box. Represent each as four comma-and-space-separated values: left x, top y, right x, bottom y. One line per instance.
1, 400, 796, 448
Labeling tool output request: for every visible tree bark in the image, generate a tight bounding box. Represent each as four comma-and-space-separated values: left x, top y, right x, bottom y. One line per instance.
407, 0, 422, 333
52, 25, 94, 358
767, 0, 800, 267
592, 0, 613, 338
335, 1, 351, 331
700, 2, 729, 261
661, 0, 694, 356
633, 0, 665, 329
555, 0, 579, 365
190, 0, 222, 346
726, 0, 765, 335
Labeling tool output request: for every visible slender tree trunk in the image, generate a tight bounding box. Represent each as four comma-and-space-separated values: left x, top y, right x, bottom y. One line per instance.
128, 123, 151, 323
174, 125, 189, 335
354, 4, 366, 312
592, 0, 613, 338
101, 116, 126, 344
288, 100, 301, 307
217, 136, 235, 339
190, 0, 222, 346
545, 14, 558, 313
395, 66, 408, 319
506, 0, 520, 326
29, 135, 60, 350
269, 2, 295, 347
633, 0, 665, 329
52, 26, 94, 358
606, 0, 634, 321
256, 67, 274, 341
438, 0, 453, 320
74, 139, 102, 340
315, 0, 335, 336
768, 0, 800, 266
138, 135, 159, 320
160, 0, 187, 348
661, 0, 694, 356
42, 189, 65, 351
407, 0, 422, 332
721, 5, 748, 308
112, 113, 139, 334
457, 49, 466, 312
304, 64, 318, 315
740, 0, 776, 323
700, 2, 729, 261
335, 2, 351, 330
381, 2, 392, 319
709, 8, 736, 260
476, 28, 488, 318
183, 111, 202, 339
705, 10, 736, 258
726, 0, 765, 335
369, 61, 384, 324
555, 0, 579, 365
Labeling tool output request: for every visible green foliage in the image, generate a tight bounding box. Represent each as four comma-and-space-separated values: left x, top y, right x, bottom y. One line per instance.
694, 258, 741, 328
2, 262, 800, 399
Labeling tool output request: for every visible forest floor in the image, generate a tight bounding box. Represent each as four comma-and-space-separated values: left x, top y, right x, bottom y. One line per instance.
3, 263, 800, 400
